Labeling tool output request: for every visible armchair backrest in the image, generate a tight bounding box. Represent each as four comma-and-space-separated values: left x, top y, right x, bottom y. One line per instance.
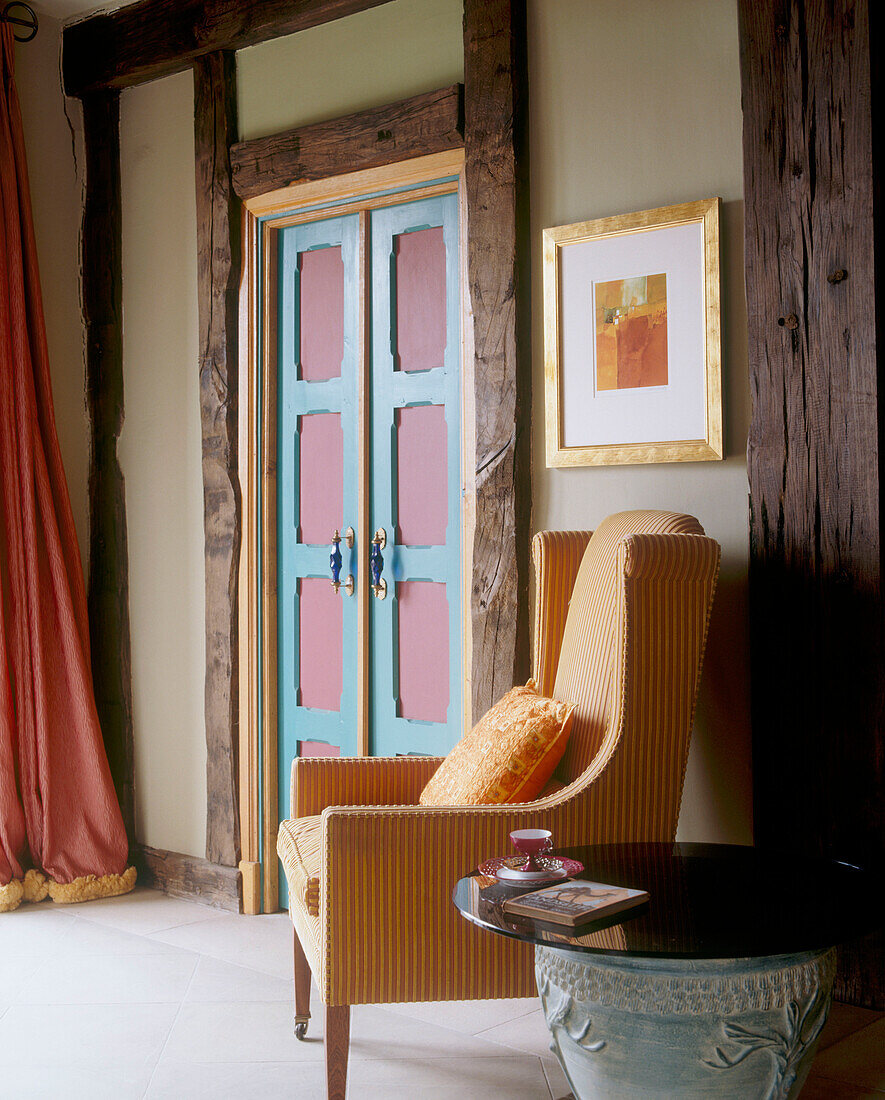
534, 511, 719, 795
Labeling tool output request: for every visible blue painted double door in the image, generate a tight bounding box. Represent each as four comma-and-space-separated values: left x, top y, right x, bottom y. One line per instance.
277, 192, 462, 894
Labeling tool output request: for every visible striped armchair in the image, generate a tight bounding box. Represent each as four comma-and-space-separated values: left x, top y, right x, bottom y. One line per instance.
277, 510, 721, 1100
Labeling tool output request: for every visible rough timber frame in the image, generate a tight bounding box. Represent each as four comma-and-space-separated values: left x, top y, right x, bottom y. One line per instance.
738, 0, 883, 1008
63, 0, 530, 913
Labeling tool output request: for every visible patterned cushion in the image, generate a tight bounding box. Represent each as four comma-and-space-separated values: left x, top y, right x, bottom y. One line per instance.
418, 681, 574, 806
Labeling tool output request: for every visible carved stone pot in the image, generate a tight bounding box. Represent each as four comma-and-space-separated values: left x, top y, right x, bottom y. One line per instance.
536, 945, 836, 1099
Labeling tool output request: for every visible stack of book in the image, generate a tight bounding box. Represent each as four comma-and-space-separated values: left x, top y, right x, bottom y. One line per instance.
503, 880, 649, 927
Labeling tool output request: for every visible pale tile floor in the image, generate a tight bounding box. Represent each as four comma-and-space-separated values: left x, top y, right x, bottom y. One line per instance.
0, 887, 881, 1099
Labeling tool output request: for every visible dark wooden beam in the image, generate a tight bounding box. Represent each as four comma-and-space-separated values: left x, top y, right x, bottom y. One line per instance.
194, 51, 242, 868
464, 0, 531, 720
739, 0, 883, 1008
230, 84, 463, 200
63, 0, 392, 97
81, 90, 135, 846
136, 844, 242, 911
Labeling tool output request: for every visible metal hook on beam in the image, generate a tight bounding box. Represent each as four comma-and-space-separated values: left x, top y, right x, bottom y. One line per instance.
1, 2, 38, 43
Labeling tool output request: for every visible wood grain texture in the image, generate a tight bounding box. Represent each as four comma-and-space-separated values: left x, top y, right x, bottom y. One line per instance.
324, 1004, 350, 1100
136, 844, 241, 911
260, 224, 281, 913
62, 0, 392, 96
464, 0, 531, 721
294, 929, 312, 1022
239, 859, 261, 914
238, 210, 262, 885
230, 84, 463, 200
194, 52, 242, 868
80, 91, 135, 846
739, 0, 883, 1008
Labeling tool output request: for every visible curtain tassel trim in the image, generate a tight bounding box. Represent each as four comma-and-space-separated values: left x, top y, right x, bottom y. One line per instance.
0, 866, 137, 912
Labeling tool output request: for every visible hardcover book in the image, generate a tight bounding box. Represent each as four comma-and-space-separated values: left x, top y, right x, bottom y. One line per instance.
502, 879, 649, 927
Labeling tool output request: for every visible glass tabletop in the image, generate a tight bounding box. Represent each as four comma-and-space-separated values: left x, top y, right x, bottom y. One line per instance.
452, 842, 883, 960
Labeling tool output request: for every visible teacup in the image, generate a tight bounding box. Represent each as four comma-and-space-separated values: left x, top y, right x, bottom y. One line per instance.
510, 828, 553, 872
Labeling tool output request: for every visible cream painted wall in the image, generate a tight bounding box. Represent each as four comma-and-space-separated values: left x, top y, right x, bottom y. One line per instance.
118, 70, 208, 857
109, 7, 463, 859
237, 0, 464, 140
528, 0, 753, 843
15, 19, 88, 564
17, 0, 751, 863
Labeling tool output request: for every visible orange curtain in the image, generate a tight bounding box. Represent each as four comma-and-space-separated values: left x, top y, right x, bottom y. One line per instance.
0, 24, 133, 912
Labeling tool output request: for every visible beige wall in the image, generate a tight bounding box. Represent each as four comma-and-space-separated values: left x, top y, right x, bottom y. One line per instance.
18, 0, 751, 862
528, 0, 752, 843
238, 0, 463, 140
118, 70, 208, 857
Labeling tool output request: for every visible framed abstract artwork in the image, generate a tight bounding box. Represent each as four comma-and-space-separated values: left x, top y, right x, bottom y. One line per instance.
543, 198, 723, 467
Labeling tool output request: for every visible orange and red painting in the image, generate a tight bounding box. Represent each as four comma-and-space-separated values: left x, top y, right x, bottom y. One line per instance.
594, 273, 668, 391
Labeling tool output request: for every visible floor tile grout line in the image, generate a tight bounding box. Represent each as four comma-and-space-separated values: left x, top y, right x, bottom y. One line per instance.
77, 912, 227, 935
135, 941, 290, 983
379, 1010, 544, 1034
141, 946, 202, 1099
470, 1008, 545, 1037
365, 1001, 550, 1050
536, 1054, 555, 1100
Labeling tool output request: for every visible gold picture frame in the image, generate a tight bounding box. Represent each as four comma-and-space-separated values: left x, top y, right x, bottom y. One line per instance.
543, 198, 723, 467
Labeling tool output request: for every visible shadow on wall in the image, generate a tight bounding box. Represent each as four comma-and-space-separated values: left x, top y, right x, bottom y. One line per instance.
680, 555, 753, 845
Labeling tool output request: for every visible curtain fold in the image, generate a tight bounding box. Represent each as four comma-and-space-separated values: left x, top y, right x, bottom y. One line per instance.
0, 24, 134, 913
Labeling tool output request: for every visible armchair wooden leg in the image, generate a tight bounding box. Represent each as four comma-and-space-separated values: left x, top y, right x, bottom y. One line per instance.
293, 928, 311, 1040
325, 1004, 350, 1100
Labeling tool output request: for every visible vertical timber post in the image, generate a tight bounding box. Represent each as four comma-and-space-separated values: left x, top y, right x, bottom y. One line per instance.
193, 51, 242, 869
463, 0, 531, 721
739, 0, 884, 1007
80, 89, 135, 845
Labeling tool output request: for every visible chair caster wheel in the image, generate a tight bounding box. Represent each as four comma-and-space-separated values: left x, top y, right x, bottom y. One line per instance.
294, 1022, 308, 1040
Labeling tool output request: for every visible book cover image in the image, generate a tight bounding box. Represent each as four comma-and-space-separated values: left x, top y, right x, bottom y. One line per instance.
503, 880, 649, 927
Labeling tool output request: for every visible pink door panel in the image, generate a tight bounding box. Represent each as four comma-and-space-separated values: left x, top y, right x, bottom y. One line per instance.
395, 404, 448, 547
396, 580, 450, 723
298, 740, 341, 757
298, 412, 342, 544
298, 578, 343, 712
299, 246, 344, 381
394, 226, 447, 372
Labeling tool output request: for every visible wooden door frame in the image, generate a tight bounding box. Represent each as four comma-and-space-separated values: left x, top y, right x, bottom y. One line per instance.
63, 0, 530, 913
240, 153, 469, 913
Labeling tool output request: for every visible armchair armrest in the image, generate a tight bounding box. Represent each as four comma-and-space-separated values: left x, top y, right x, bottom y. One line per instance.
291, 754, 445, 819
319, 799, 575, 1004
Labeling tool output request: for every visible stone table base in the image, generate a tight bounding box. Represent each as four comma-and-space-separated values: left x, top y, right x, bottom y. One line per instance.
536, 945, 836, 1099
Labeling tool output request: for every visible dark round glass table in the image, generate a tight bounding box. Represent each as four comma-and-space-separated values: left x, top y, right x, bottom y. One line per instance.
453, 843, 882, 1100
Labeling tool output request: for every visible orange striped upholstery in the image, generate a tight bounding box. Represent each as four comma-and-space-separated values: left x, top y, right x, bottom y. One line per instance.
291, 753, 443, 819
278, 510, 720, 1010
553, 511, 705, 782
532, 530, 592, 696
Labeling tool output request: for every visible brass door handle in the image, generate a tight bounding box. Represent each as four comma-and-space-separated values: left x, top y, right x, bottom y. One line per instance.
330, 528, 354, 596
370, 528, 387, 599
